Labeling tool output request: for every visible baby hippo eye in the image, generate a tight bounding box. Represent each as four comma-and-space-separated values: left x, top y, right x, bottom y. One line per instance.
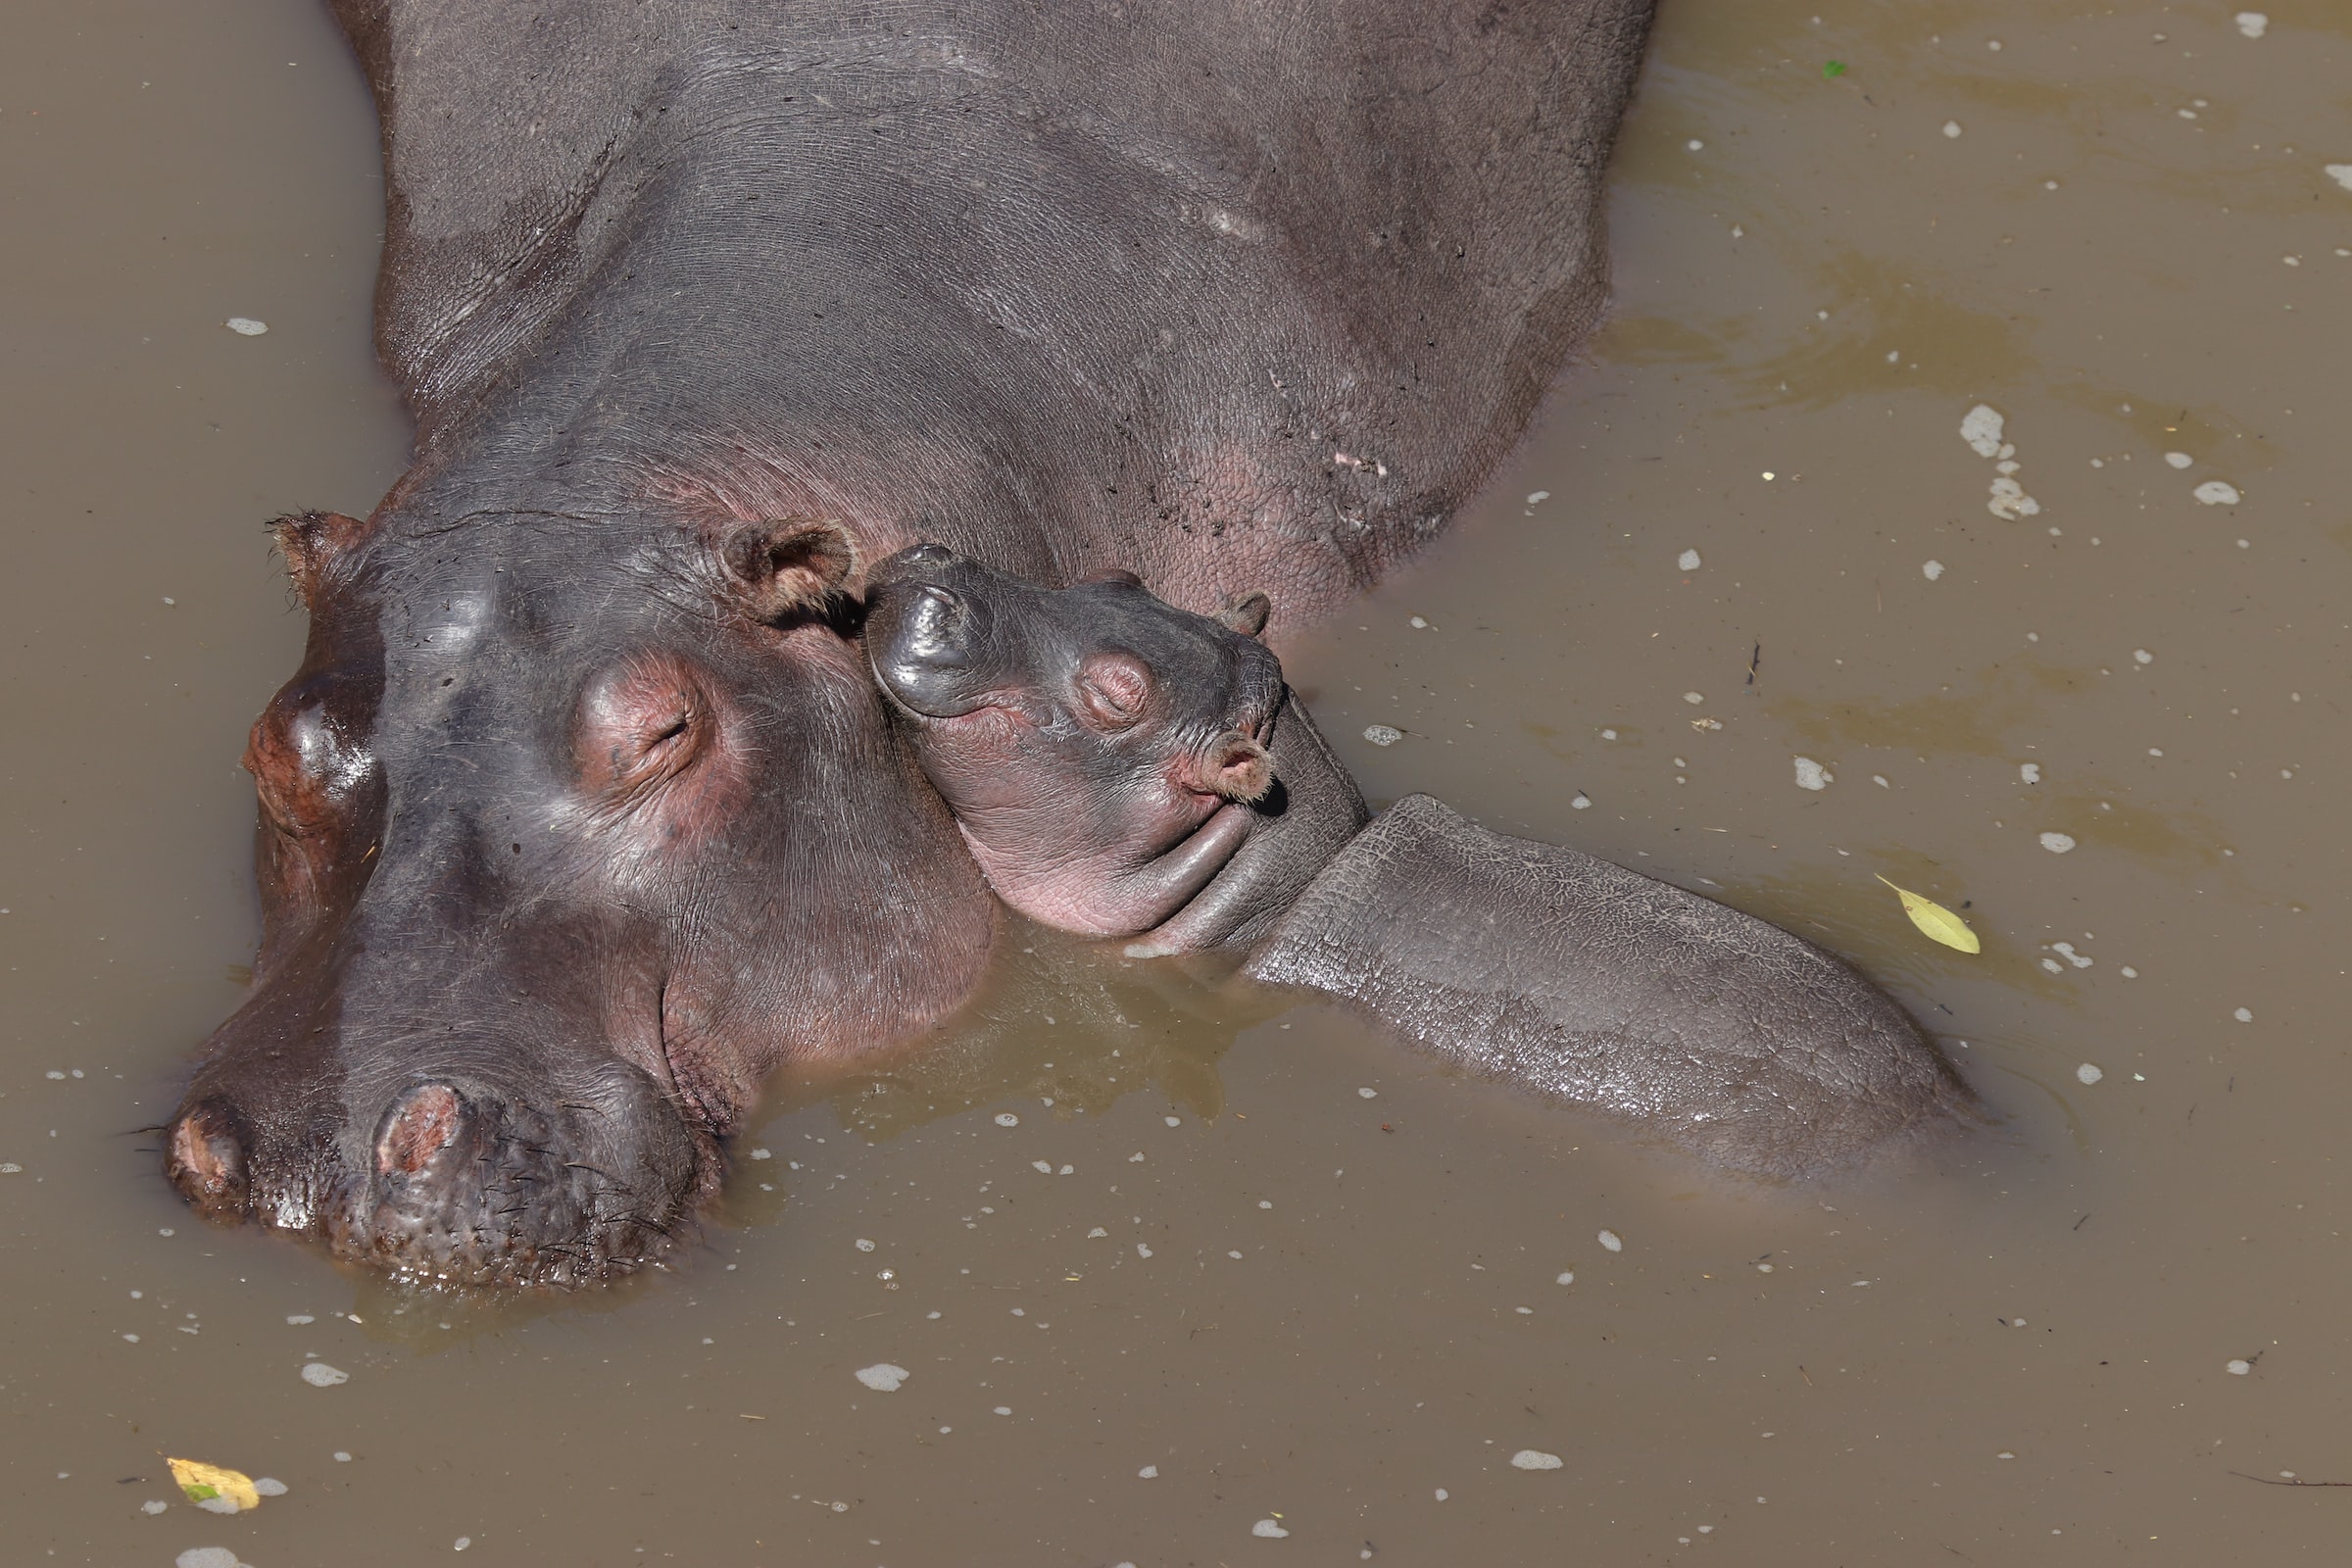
575, 655, 712, 796
1073, 651, 1153, 730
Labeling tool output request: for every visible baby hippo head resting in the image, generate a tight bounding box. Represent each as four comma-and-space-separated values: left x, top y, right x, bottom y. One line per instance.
864, 544, 1279, 936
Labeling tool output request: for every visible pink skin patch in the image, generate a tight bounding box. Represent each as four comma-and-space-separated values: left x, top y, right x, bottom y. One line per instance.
959, 799, 1254, 937
375, 1083, 463, 1176
919, 702, 1265, 937
572, 650, 751, 850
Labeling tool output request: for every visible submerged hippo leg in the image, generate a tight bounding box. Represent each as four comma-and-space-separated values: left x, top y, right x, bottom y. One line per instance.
1242, 795, 1975, 1177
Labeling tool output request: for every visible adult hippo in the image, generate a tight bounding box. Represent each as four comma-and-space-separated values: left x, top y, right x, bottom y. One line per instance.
165, 0, 1659, 1286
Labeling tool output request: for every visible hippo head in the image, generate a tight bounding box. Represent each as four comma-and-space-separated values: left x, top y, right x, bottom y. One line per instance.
864, 544, 1282, 936
166, 509, 991, 1288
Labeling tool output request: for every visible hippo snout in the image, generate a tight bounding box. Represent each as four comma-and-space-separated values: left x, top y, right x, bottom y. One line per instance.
340, 1071, 705, 1288
165, 1056, 710, 1290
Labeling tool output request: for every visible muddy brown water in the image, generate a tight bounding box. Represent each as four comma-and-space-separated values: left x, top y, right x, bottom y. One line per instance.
4, 1, 2347, 1563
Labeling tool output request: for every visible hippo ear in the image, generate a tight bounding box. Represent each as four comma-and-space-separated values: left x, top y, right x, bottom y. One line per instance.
270, 511, 370, 607
1214, 591, 1272, 639
1197, 728, 1273, 804
720, 518, 857, 621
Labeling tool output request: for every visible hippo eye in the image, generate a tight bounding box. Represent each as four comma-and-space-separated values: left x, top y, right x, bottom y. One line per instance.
1073, 652, 1153, 730
575, 656, 713, 797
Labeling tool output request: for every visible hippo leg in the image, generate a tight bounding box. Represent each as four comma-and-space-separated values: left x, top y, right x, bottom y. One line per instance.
1242, 795, 1975, 1177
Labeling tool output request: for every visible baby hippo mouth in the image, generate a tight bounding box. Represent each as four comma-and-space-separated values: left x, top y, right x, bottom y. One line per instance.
863, 544, 1279, 938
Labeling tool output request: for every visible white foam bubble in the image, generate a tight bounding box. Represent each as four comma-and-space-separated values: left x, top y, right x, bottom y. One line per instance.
1598, 1229, 1624, 1252
1792, 757, 1832, 791
1961, 406, 2005, 457
224, 318, 269, 336
2076, 1063, 2104, 1085
1678, 548, 1702, 571
1252, 1519, 1291, 1538
855, 1362, 908, 1392
2038, 832, 2076, 854
2234, 12, 2268, 38
299, 1362, 349, 1388
2193, 480, 2240, 506
1362, 724, 1402, 747
1511, 1449, 1565, 1470
1922, 560, 1944, 581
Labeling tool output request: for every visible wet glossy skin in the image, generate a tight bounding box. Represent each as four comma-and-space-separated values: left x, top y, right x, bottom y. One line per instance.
159, 0, 1652, 1285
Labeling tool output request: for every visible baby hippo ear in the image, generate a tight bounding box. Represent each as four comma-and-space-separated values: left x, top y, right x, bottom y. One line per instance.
1215, 591, 1272, 638
721, 518, 857, 621
1197, 728, 1273, 804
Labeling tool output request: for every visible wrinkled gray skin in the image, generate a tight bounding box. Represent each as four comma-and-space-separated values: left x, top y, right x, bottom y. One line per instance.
1246, 800, 1977, 1177
874, 559, 1974, 1178
165, 0, 1658, 1285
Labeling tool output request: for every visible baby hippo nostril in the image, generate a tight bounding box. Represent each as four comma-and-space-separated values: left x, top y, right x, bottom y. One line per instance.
165, 1104, 250, 1220
1200, 729, 1274, 804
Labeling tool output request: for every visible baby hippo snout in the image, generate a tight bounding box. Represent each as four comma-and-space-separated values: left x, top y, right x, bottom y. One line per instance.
862, 544, 1297, 938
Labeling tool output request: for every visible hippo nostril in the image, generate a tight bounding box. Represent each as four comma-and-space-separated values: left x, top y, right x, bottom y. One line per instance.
165, 1104, 250, 1221
900, 542, 957, 567
373, 1081, 470, 1179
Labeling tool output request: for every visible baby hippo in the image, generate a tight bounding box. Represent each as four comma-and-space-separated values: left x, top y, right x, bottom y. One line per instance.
863, 544, 1369, 953
864, 545, 1972, 1178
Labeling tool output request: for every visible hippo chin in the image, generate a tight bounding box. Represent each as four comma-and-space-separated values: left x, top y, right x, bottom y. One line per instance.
866, 545, 1976, 1179
165, 0, 1658, 1283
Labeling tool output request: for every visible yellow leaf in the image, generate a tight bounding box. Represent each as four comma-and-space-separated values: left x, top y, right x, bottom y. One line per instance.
168, 1457, 261, 1512
1876, 875, 1981, 955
